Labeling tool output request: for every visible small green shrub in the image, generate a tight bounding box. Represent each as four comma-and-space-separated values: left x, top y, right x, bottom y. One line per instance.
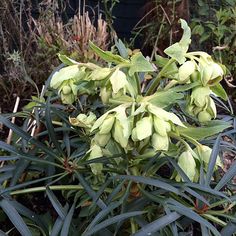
0, 19, 236, 236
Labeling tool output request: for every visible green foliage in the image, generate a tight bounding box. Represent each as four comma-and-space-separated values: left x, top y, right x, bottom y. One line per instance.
191, 0, 236, 79
0, 19, 235, 235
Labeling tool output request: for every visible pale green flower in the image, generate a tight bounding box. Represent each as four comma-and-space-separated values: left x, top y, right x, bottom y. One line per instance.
179, 60, 196, 82
194, 145, 222, 170
190, 86, 211, 108
87, 144, 103, 175
93, 133, 111, 147
151, 133, 169, 151
69, 112, 96, 129
99, 115, 115, 134
109, 68, 128, 94
133, 116, 153, 141
176, 150, 196, 182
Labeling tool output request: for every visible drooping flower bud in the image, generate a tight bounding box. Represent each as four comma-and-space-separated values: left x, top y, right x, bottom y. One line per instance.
198, 110, 212, 123
93, 133, 111, 147
69, 112, 96, 129
99, 115, 115, 134
179, 60, 196, 82
194, 145, 222, 170
151, 133, 169, 151
153, 116, 171, 136
88, 144, 103, 175
176, 150, 196, 182
100, 87, 112, 104
133, 116, 153, 141
190, 86, 211, 108
112, 119, 129, 148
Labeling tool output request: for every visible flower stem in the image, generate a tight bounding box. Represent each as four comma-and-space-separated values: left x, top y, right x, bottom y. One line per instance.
146, 58, 175, 95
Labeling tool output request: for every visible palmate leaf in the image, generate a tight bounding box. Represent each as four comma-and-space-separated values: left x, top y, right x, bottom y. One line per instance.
0, 199, 32, 236
133, 212, 181, 236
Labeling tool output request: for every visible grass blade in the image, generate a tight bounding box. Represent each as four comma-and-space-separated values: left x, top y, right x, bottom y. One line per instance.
115, 175, 179, 194
0, 199, 32, 236
85, 201, 121, 233
60, 203, 76, 236
206, 134, 221, 185
167, 201, 221, 236
45, 98, 65, 158
46, 187, 67, 219
133, 212, 180, 236
221, 222, 236, 236
82, 211, 145, 236
215, 160, 236, 190
75, 171, 107, 210
0, 116, 58, 159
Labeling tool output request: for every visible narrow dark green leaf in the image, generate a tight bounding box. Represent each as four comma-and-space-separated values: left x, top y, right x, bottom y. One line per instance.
115, 175, 180, 194
168, 202, 221, 236
0, 230, 8, 236
51, 204, 69, 236
1, 173, 64, 195
0, 199, 32, 236
167, 158, 190, 183
0, 116, 58, 159
221, 222, 236, 236
0, 156, 19, 161
215, 160, 236, 191
200, 224, 210, 236
46, 187, 66, 219
0, 165, 15, 173
75, 171, 107, 210
184, 187, 210, 206
60, 203, 76, 236
106, 180, 126, 204
45, 98, 65, 158
11, 200, 46, 232
82, 211, 145, 236
0, 172, 13, 183
206, 135, 221, 185
133, 212, 180, 236
10, 159, 30, 187
85, 201, 121, 233
0, 141, 62, 168
185, 183, 229, 200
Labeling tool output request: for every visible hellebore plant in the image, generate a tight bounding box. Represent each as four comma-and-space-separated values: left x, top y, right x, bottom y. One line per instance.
50, 19, 228, 182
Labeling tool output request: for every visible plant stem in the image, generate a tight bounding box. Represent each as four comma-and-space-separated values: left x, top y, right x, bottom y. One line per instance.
146, 58, 175, 96
134, 72, 141, 95
10, 185, 113, 195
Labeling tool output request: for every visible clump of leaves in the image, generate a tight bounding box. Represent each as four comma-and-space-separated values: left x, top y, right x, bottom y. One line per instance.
190, 0, 236, 83
0, 19, 235, 235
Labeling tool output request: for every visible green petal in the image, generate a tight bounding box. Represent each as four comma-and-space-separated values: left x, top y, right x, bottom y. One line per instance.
135, 116, 153, 140
110, 68, 127, 93
151, 133, 169, 151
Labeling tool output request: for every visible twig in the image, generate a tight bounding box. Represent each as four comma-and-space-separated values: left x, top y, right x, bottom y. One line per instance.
6, 96, 20, 145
